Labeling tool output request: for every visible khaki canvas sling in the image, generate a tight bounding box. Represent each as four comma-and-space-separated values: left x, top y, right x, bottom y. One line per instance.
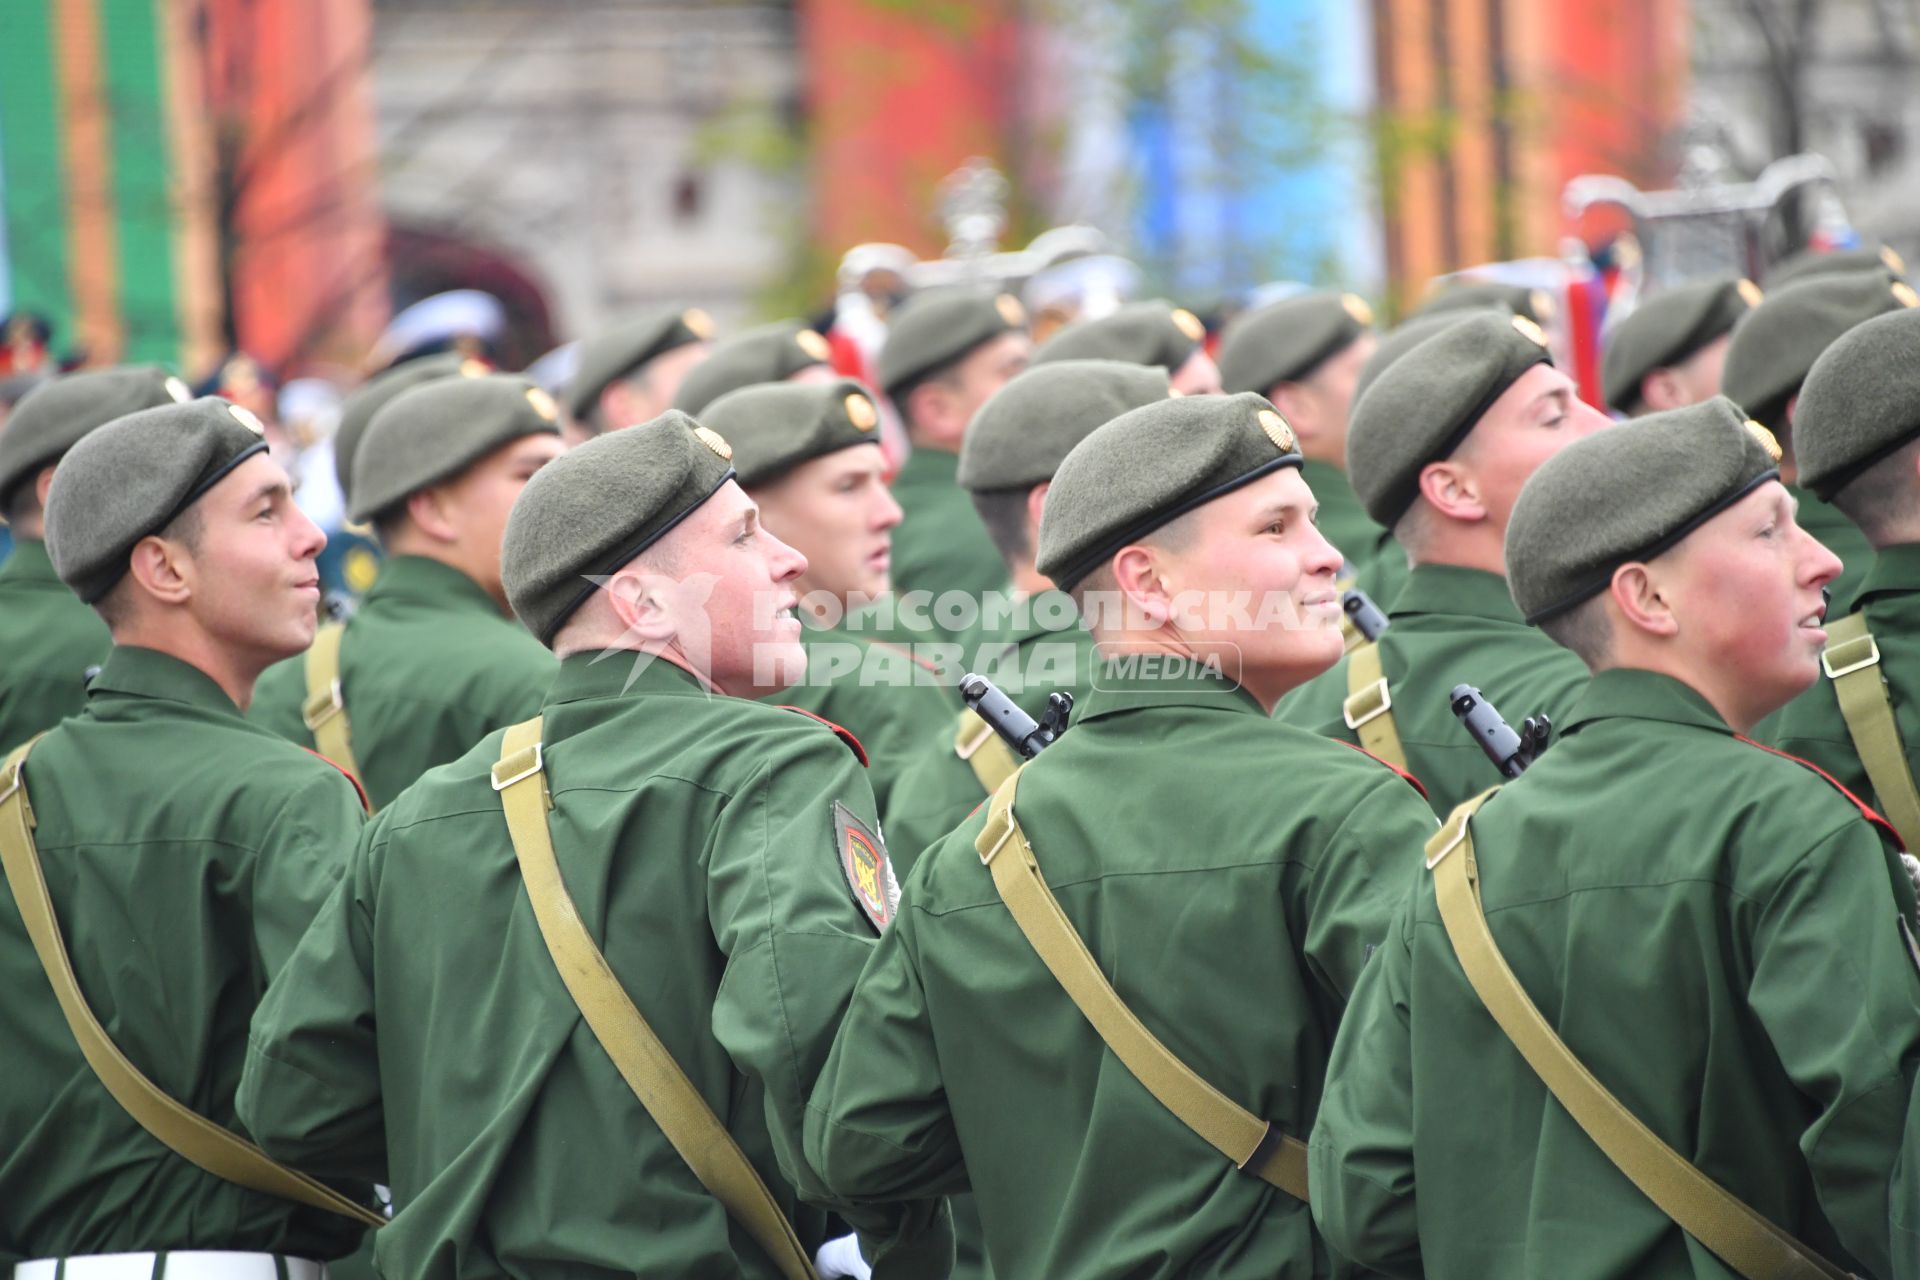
974, 765, 1311, 1200
301, 622, 364, 791
954, 707, 1023, 797
1425, 790, 1853, 1280
1342, 641, 1408, 770
0, 738, 384, 1228
1822, 611, 1920, 851
490, 718, 814, 1280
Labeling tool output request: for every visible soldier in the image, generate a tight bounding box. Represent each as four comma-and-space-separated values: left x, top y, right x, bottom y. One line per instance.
1309, 398, 1920, 1280
882, 358, 1170, 869
1599, 276, 1759, 417
1767, 243, 1907, 290
1030, 299, 1223, 394
876, 288, 1032, 634
1275, 311, 1604, 815
0, 368, 192, 752
1770, 307, 1920, 831
805, 394, 1439, 1278
239, 412, 948, 1278
700, 378, 954, 811
1340, 305, 1509, 610
1, 398, 375, 1274
1217, 290, 1383, 571
1721, 270, 1917, 611
249, 374, 564, 809
672, 320, 837, 415
564, 305, 714, 438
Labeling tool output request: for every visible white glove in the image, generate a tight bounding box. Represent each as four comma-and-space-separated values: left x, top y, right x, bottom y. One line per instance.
814, 1231, 872, 1279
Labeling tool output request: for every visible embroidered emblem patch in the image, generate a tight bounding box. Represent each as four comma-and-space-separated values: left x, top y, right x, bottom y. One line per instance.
835, 800, 899, 931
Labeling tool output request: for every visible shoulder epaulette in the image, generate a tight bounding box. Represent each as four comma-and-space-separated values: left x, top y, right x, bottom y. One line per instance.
302, 746, 371, 813
1338, 739, 1430, 800
773, 705, 870, 767
1735, 734, 1902, 849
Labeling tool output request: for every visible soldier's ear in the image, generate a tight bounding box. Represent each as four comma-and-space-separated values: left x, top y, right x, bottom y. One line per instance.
602, 565, 679, 643
126, 533, 195, 608
1024, 481, 1050, 539
1417, 459, 1486, 524
1109, 543, 1175, 626
1608, 561, 1676, 639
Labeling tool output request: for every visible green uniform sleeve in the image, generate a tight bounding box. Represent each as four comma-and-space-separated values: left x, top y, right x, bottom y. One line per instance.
1748, 823, 1920, 1278
703, 730, 949, 1266
803, 862, 967, 1205
250, 765, 364, 978
238, 814, 387, 1184
1307, 902, 1424, 1277
246, 657, 314, 747
1299, 774, 1434, 1001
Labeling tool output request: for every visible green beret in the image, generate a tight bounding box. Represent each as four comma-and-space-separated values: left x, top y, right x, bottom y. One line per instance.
0, 366, 192, 509
1350, 308, 1506, 409
958, 359, 1171, 493
1411, 280, 1555, 325
1347, 311, 1554, 526
700, 377, 882, 488
1030, 301, 1205, 372
671, 321, 833, 415
502, 410, 735, 643
334, 353, 485, 508
1767, 245, 1906, 290
1507, 396, 1780, 623
1600, 277, 1760, 414
1721, 272, 1917, 428
564, 306, 714, 421
877, 288, 1025, 400
347, 374, 564, 524
1036, 391, 1303, 589
1216, 291, 1374, 394
44, 398, 270, 603
1794, 307, 1920, 499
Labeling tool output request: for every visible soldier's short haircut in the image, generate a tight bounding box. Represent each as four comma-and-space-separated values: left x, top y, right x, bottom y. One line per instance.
970, 487, 1035, 569
1537, 592, 1613, 669
91, 505, 205, 629
1831, 436, 1920, 547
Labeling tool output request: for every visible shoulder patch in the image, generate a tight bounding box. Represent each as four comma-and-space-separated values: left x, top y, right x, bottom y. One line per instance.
1735, 734, 1902, 849
1337, 739, 1430, 800
302, 746, 371, 813
834, 800, 899, 931
775, 705, 869, 767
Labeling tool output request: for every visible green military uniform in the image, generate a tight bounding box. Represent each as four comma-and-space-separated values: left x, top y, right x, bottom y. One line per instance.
240, 411, 946, 1277
1309, 668, 1920, 1279
1301, 459, 1388, 576
240, 657, 920, 1278
1275, 565, 1590, 812
249, 555, 555, 808
0, 649, 368, 1266
0, 365, 191, 752
1312, 398, 1920, 1280
882, 589, 1100, 868
807, 665, 1438, 1278
776, 623, 956, 813
0, 537, 109, 752
886, 445, 1008, 639
1793, 484, 1876, 611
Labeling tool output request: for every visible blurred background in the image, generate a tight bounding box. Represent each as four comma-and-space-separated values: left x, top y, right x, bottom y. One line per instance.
0, 0, 1915, 385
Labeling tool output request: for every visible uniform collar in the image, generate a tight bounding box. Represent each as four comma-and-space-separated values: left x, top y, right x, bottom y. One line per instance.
360, 554, 502, 614
543, 648, 714, 707
0, 536, 61, 585
1389, 563, 1523, 623
87, 645, 246, 718
1072, 654, 1267, 724
1854, 542, 1920, 604
1559, 667, 1730, 738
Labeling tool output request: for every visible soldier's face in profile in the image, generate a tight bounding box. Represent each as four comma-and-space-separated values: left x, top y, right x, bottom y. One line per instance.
749, 443, 901, 606
175, 453, 327, 669
1651, 480, 1841, 728
1152, 467, 1346, 708
668, 480, 810, 697
431, 432, 566, 609
1457, 365, 1611, 533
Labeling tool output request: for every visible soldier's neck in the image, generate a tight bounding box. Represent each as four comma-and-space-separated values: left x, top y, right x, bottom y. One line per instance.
107, 620, 273, 712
